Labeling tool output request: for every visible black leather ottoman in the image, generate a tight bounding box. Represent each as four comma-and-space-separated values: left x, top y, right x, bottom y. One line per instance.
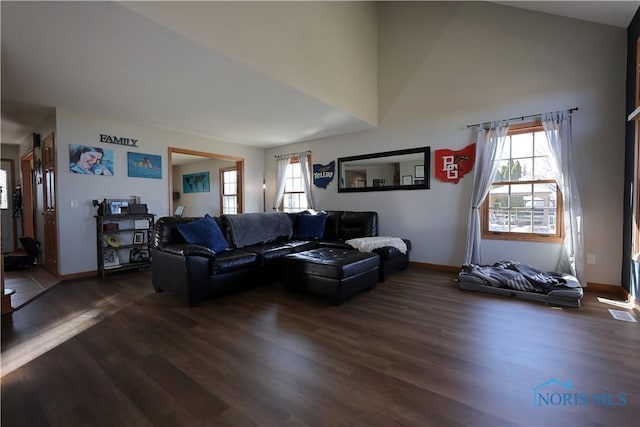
282, 248, 380, 305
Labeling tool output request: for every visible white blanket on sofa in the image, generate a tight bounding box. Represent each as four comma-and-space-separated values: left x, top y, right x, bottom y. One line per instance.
345, 236, 407, 254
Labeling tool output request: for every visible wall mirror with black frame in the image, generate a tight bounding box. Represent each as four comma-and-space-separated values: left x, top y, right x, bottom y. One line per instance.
337, 147, 430, 192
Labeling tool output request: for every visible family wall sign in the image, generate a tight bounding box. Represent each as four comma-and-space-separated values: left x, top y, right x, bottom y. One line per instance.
99, 134, 139, 147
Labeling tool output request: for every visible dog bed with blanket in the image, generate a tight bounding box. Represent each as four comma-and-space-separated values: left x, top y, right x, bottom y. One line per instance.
458, 261, 583, 308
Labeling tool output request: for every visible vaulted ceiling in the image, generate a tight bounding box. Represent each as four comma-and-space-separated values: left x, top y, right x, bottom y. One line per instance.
2, 1, 637, 148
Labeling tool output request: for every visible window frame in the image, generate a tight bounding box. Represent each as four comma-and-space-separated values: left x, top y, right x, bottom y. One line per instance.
481, 121, 564, 243
219, 166, 238, 215
279, 157, 311, 213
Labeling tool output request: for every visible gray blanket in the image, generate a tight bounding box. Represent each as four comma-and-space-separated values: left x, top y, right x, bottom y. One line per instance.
224, 212, 293, 248
461, 261, 577, 294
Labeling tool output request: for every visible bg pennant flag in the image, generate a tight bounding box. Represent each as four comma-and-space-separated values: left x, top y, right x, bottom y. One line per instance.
434, 143, 476, 184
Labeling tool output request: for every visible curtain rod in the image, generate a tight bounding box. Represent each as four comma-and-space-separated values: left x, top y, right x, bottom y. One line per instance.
274, 150, 311, 159
466, 107, 578, 128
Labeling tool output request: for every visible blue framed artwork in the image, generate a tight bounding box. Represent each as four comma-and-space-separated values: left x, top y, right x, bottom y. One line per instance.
183, 171, 210, 193
69, 145, 114, 175
127, 152, 162, 179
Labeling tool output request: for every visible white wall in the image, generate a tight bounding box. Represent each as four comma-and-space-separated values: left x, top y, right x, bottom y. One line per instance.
54, 109, 265, 276
266, 2, 626, 286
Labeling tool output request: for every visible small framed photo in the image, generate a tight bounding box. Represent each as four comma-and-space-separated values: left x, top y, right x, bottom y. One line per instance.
415, 165, 425, 179
133, 232, 144, 245
402, 175, 413, 185
107, 199, 129, 215
103, 248, 120, 269
129, 248, 149, 263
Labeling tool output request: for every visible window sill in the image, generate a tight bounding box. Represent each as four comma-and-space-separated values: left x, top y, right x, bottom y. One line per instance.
482, 232, 564, 244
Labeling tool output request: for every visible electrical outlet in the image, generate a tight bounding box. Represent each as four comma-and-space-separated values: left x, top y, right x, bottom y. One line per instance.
70, 200, 78, 208
587, 253, 596, 265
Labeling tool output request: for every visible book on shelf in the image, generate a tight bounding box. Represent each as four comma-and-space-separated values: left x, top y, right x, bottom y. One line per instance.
102, 223, 119, 232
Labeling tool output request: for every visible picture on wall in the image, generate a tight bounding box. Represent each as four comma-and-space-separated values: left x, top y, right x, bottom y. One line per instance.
69, 145, 114, 175
127, 152, 162, 179
183, 171, 210, 193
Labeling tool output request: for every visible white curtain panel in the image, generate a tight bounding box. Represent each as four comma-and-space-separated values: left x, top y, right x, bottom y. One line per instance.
542, 111, 585, 284
272, 156, 291, 210
465, 122, 509, 265
299, 153, 316, 209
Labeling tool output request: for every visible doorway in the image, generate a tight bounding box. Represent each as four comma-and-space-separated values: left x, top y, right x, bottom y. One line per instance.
1, 159, 18, 253
168, 148, 244, 216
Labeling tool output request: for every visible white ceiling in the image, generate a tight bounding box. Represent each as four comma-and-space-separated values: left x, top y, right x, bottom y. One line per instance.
492, 1, 639, 28
1, 1, 372, 148
2, 1, 638, 149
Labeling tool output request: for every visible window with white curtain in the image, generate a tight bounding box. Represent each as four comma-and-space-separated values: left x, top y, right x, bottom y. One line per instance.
280, 159, 309, 213
482, 122, 563, 242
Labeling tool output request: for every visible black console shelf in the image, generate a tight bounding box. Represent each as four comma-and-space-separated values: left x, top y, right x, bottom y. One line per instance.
95, 214, 155, 278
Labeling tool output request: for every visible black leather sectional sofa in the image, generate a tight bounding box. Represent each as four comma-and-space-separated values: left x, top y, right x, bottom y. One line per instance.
151, 210, 411, 306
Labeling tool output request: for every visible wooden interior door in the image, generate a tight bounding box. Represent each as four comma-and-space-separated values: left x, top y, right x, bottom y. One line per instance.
41, 133, 58, 276
21, 152, 35, 239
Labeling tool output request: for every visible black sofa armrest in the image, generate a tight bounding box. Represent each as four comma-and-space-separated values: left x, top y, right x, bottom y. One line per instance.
371, 239, 412, 259
372, 239, 411, 282
151, 248, 211, 306
160, 243, 217, 260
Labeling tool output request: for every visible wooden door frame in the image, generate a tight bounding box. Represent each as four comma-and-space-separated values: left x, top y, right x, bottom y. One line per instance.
21, 151, 36, 240
41, 133, 58, 276
168, 148, 244, 215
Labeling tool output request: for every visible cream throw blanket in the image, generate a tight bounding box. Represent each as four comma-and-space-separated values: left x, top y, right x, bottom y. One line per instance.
345, 236, 407, 254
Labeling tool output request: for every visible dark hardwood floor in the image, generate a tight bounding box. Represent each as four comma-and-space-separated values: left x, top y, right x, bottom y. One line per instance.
1, 267, 638, 426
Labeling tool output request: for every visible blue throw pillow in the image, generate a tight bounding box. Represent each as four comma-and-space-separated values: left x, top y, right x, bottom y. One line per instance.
293, 213, 328, 239
177, 214, 229, 252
